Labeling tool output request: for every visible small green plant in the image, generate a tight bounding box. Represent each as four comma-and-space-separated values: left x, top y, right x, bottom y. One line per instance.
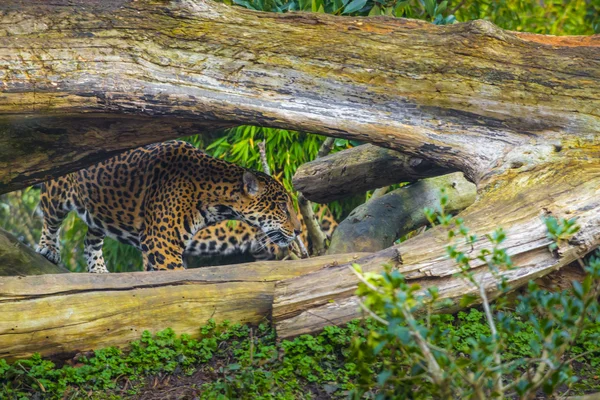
0, 320, 369, 399
351, 192, 600, 399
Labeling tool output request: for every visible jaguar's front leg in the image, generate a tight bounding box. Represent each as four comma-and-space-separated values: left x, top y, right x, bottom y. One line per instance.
84, 227, 109, 273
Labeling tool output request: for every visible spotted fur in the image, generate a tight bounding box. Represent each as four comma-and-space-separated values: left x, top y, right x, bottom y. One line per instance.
185, 206, 337, 262
36, 140, 302, 272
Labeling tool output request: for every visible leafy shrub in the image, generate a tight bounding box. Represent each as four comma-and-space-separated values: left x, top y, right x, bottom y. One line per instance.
2, 293, 600, 398
220, 0, 600, 33
351, 194, 600, 399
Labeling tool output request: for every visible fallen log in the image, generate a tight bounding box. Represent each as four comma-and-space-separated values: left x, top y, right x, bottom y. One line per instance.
273, 163, 600, 338
293, 144, 452, 203
327, 172, 476, 254
0, 253, 366, 361
0, 227, 68, 276
1, 1, 598, 193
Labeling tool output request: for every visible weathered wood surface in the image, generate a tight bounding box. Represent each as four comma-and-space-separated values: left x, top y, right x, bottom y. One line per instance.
1, 0, 599, 193
274, 160, 600, 337
293, 144, 451, 203
0, 115, 231, 193
327, 172, 476, 254
0, 227, 68, 276
0, 253, 367, 361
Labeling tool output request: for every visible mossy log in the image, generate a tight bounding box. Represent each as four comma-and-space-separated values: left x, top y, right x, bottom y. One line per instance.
0, 227, 68, 276
293, 144, 452, 203
327, 172, 476, 254
0, 253, 366, 361
0, 0, 599, 349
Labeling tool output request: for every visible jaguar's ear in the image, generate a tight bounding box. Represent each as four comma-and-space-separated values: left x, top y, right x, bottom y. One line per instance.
242, 171, 260, 197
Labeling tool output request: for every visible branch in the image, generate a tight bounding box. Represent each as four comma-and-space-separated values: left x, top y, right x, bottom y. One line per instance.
327, 172, 476, 254
257, 140, 271, 176
296, 138, 336, 256
293, 144, 452, 203
317, 137, 335, 158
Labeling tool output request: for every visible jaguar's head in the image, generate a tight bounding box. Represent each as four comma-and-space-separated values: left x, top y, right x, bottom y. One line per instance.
235, 171, 302, 247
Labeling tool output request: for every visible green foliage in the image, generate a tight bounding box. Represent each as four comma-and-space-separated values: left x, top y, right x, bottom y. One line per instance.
454, 0, 600, 35
0, 319, 373, 399
220, 0, 600, 34
2, 311, 600, 398
352, 197, 600, 399
545, 215, 580, 250
0, 321, 242, 399
220, 0, 460, 22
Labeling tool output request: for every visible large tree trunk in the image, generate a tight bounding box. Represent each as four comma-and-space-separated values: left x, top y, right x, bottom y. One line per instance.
1, 1, 598, 192
0, 0, 599, 350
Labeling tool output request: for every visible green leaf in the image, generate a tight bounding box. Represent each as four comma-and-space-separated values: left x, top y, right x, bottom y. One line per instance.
460, 293, 478, 308
342, 0, 366, 14
368, 4, 381, 16
437, 0, 447, 14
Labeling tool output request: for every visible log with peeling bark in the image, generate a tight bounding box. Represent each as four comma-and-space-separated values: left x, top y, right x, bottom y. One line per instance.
327, 172, 476, 254
293, 144, 452, 203
0, 253, 367, 361
0, 227, 69, 276
0, 0, 599, 348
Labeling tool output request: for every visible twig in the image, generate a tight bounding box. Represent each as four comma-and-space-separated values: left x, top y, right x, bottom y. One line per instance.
401, 303, 448, 391
449, 0, 466, 15
257, 140, 271, 176
296, 137, 335, 256
347, 264, 384, 294
317, 137, 335, 158
294, 236, 310, 258
297, 193, 327, 255
356, 297, 389, 326
19, 363, 46, 393
369, 187, 389, 201
249, 327, 254, 364
477, 272, 503, 395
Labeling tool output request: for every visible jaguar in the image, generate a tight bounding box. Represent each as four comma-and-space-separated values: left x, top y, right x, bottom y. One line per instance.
36, 140, 302, 272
